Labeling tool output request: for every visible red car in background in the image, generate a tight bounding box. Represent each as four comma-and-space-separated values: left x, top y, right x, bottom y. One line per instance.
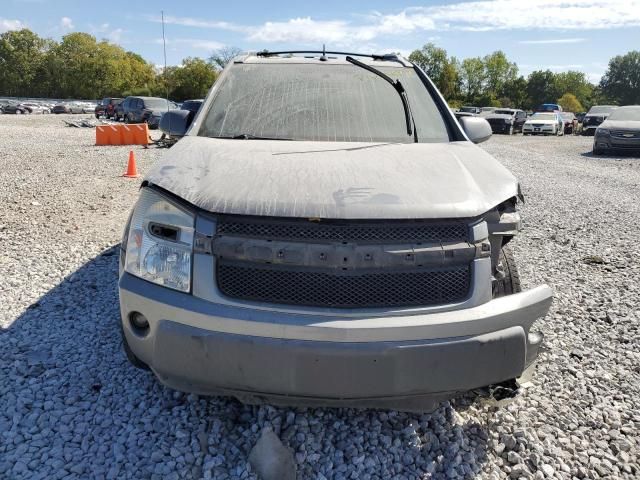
95, 97, 123, 119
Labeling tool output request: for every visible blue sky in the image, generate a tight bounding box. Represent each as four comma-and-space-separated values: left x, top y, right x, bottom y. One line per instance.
3, 0, 640, 81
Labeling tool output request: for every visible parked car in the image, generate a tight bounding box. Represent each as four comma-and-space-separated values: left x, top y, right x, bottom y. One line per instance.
119, 50, 552, 411
180, 99, 203, 114
121, 96, 174, 129
522, 112, 564, 135
114, 101, 126, 121
535, 103, 563, 113
479, 107, 497, 116
593, 105, 640, 155
459, 105, 481, 114
560, 112, 579, 134
21, 102, 50, 114
453, 111, 475, 121
53, 103, 86, 114
51, 104, 70, 114
3, 103, 31, 114
484, 109, 527, 135
95, 97, 123, 119
582, 105, 618, 136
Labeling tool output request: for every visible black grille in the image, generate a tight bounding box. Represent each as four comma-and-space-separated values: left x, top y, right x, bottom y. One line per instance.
217, 218, 468, 243
585, 116, 603, 126
611, 130, 640, 138
217, 261, 471, 308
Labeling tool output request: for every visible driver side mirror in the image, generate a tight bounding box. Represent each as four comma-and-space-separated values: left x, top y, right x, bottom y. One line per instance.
159, 110, 194, 138
458, 116, 492, 144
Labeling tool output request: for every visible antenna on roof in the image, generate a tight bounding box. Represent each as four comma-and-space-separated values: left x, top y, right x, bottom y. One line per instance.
161, 10, 171, 136
161, 11, 170, 114
319, 44, 327, 61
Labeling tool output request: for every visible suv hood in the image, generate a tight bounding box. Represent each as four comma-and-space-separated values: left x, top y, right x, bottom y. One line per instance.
145, 136, 518, 219
485, 114, 514, 121
598, 119, 640, 130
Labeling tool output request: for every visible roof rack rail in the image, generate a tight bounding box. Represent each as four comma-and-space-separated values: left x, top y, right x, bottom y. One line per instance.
255, 50, 406, 64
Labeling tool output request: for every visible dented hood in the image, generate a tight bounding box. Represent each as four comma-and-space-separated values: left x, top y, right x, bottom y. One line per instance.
145, 136, 518, 219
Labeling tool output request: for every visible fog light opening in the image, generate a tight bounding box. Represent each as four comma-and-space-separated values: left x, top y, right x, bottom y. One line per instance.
528, 330, 544, 346
129, 311, 150, 334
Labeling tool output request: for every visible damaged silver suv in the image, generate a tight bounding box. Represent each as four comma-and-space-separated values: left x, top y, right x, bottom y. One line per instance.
118, 51, 552, 411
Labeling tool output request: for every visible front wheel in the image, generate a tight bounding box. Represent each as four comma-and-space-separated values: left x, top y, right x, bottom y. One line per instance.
493, 247, 521, 298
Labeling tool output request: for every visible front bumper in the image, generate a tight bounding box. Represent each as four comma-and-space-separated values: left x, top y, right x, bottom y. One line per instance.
119, 272, 552, 409
523, 125, 555, 135
594, 136, 640, 154
489, 123, 512, 134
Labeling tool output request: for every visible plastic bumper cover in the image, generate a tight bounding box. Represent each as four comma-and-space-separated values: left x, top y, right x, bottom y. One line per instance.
119, 273, 552, 408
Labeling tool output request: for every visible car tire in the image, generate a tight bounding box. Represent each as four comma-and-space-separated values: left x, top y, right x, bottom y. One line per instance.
493, 246, 521, 298
593, 148, 602, 156
120, 324, 150, 370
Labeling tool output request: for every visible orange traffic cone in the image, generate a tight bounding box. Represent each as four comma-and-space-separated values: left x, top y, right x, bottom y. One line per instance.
123, 150, 139, 178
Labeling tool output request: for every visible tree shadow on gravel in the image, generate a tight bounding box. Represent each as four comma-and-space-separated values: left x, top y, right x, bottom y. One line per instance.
1, 247, 490, 480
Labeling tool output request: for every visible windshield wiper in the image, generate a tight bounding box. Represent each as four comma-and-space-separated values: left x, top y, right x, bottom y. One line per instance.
345, 56, 417, 142
217, 134, 293, 140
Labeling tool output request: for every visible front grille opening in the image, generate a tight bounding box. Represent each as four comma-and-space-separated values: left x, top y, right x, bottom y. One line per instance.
217, 260, 471, 308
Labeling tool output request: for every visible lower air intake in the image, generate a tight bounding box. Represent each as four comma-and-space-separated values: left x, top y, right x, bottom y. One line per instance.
217, 260, 471, 308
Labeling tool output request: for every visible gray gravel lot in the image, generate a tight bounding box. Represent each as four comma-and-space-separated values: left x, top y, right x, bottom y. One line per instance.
1, 115, 638, 479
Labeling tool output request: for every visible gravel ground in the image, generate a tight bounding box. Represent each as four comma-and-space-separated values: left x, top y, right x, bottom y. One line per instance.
1, 115, 638, 479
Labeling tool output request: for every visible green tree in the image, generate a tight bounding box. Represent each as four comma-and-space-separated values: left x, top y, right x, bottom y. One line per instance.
459, 57, 486, 104
409, 43, 460, 100
600, 51, 640, 105
557, 93, 583, 112
166, 57, 217, 101
500, 76, 529, 109
42, 33, 156, 99
483, 51, 518, 98
554, 71, 593, 109
526, 70, 559, 110
0, 29, 50, 97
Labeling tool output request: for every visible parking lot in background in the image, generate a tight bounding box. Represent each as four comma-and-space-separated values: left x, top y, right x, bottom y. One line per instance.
0, 114, 638, 479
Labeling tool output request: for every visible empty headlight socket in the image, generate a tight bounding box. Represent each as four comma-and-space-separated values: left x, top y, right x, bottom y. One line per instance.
148, 222, 180, 242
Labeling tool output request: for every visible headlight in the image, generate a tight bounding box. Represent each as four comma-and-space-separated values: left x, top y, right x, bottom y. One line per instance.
124, 188, 194, 292
597, 128, 610, 136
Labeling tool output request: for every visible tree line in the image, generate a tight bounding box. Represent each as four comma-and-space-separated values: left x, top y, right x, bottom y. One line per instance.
409, 43, 639, 111
0, 29, 638, 110
0, 29, 218, 101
